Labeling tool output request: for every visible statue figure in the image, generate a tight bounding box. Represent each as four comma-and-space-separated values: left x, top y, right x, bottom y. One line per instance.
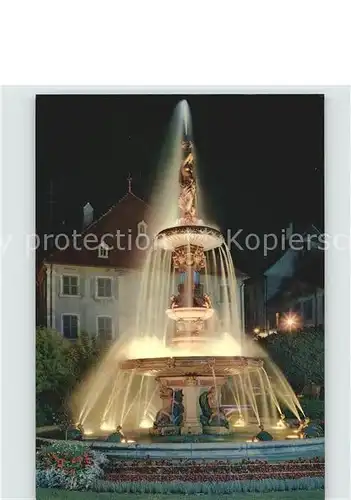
300, 418, 323, 439
202, 293, 212, 308
199, 387, 229, 429
153, 388, 184, 430
171, 389, 185, 426
170, 284, 185, 308
254, 424, 273, 442
106, 424, 125, 442
171, 282, 212, 309
296, 417, 309, 438
66, 423, 83, 441
170, 294, 178, 309
178, 140, 197, 224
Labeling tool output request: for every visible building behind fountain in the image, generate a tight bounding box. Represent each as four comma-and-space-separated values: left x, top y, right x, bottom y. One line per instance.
37, 182, 247, 341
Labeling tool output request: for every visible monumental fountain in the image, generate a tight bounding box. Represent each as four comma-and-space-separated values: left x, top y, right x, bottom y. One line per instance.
74, 101, 308, 443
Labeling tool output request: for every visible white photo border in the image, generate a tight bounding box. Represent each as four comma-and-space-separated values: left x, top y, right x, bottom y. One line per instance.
0, 86, 350, 499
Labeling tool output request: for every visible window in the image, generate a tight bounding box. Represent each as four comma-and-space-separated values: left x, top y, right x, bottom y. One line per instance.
98, 242, 109, 259
62, 314, 79, 339
97, 316, 113, 340
96, 277, 112, 298
303, 298, 313, 321
219, 284, 231, 303
62, 275, 79, 296
137, 220, 147, 234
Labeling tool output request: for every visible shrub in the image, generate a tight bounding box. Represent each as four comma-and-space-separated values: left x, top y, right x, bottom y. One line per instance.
284, 398, 324, 422
259, 328, 324, 392
36, 441, 107, 490
300, 398, 324, 420
36, 327, 74, 395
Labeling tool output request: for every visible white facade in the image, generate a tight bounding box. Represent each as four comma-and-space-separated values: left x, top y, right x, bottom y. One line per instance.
45, 263, 246, 339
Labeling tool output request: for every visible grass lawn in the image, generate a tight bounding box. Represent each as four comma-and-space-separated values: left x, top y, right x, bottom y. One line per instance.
37, 488, 324, 500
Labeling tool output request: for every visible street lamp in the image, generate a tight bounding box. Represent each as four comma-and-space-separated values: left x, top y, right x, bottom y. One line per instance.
283, 313, 298, 332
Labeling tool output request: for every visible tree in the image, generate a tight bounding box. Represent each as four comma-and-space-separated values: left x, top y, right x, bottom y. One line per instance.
36, 327, 76, 425
36, 328, 104, 426
67, 331, 103, 383
36, 327, 74, 394
259, 328, 324, 392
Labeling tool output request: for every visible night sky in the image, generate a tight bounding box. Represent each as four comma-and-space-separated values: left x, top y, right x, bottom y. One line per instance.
36, 94, 324, 275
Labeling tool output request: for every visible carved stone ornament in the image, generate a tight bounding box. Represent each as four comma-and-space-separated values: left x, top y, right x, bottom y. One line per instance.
184, 375, 198, 386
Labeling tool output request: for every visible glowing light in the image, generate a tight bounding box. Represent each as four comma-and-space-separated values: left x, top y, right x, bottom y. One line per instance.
139, 417, 153, 429
272, 417, 288, 430
84, 429, 93, 436
286, 434, 300, 439
100, 422, 116, 432
282, 313, 299, 331
253, 328, 260, 334
233, 416, 246, 427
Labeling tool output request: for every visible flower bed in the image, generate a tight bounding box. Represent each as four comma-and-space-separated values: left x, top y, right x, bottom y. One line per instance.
36, 441, 107, 490
104, 457, 324, 483
36, 442, 324, 494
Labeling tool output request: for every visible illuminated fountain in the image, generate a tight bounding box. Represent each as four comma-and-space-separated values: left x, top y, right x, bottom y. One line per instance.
75, 101, 304, 439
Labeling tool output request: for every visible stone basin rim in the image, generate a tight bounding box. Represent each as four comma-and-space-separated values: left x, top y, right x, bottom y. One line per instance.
121, 355, 262, 363
119, 356, 264, 376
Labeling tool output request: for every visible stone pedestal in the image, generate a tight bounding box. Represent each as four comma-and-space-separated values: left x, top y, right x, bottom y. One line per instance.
181, 378, 202, 435
150, 425, 180, 437
153, 374, 230, 436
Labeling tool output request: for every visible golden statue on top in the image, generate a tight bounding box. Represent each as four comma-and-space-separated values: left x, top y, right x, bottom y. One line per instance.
178, 139, 197, 224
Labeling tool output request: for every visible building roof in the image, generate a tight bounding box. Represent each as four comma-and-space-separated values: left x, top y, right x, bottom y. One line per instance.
261, 223, 323, 276
45, 190, 151, 270
42, 186, 249, 279
267, 248, 324, 308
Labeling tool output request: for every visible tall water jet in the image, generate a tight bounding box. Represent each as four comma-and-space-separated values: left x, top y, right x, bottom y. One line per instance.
74, 100, 304, 438
179, 99, 191, 137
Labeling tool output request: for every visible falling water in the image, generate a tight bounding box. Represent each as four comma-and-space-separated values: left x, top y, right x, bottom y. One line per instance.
244, 370, 261, 425
257, 368, 270, 424
238, 374, 250, 424
210, 366, 222, 421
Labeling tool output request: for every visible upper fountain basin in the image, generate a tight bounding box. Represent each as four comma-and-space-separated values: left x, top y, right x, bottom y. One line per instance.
119, 356, 263, 377
166, 307, 214, 321
155, 225, 224, 252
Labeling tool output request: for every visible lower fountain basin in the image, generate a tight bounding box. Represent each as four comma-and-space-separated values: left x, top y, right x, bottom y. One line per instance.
119, 355, 263, 377
89, 436, 325, 461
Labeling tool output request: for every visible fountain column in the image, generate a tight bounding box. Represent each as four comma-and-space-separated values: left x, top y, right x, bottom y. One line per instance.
181, 376, 202, 435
